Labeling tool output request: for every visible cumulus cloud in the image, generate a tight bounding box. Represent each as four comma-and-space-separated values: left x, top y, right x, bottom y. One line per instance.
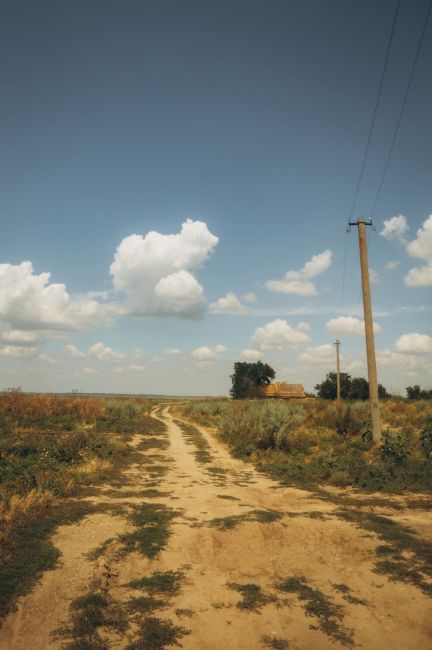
299, 344, 334, 365
238, 348, 261, 360
114, 363, 147, 373
380, 215, 408, 243
326, 316, 382, 336
395, 333, 432, 354
89, 342, 125, 361
210, 292, 246, 314
0, 261, 113, 331
83, 367, 98, 375
369, 268, 381, 284
385, 260, 399, 271
192, 344, 227, 361
0, 345, 38, 358
243, 292, 257, 304
65, 344, 86, 358
1, 330, 42, 345
405, 215, 432, 287
266, 250, 332, 296
133, 348, 147, 360
110, 219, 218, 317
164, 348, 181, 355
251, 319, 310, 350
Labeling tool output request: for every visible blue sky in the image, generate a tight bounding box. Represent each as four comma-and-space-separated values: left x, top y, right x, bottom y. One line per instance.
0, 0, 431, 395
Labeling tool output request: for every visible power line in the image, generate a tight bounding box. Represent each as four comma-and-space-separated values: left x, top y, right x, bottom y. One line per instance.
370, 0, 432, 218
342, 0, 400, 308
348, 0, 401, 223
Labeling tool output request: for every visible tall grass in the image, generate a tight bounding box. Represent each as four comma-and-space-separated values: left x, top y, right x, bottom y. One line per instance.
0, 389, 154, 618
181, 398, 432, 492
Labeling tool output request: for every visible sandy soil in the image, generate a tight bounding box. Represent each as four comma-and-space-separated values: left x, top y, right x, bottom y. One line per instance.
0, 406, 431, 649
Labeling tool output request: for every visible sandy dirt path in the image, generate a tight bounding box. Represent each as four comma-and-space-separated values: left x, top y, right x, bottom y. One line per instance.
0, 406, 431, 649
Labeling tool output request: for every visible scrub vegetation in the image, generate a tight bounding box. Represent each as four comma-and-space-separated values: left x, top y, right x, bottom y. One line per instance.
0, 388, 158, 619
180, 398, 432, 492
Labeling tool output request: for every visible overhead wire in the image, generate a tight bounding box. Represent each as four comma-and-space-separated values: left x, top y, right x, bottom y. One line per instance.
348, 0, 401, 224
341, 0, 401, 308
370, 0, 432, 218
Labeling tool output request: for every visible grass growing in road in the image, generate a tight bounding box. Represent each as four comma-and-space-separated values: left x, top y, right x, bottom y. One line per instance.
125, 617, 190, 650
55, 591, 127, 649
336, 509, 432, 595
261, 635, 290, 649
127, 570, 184, 596
227, 582, 276, 611
276, 576, 354, 647
119, 503, 180, 559
174, 419, 213, 464
209, 509, 283, 531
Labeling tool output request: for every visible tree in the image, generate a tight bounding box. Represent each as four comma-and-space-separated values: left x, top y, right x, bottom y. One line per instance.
230, 361, 275, 399
314, 372, 351, 399
348, 377, 369, 400
406, 385, 432, 400
378, 383, 390, 399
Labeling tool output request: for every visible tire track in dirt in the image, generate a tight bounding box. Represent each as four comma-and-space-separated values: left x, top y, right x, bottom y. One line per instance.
0, 405, 431, 649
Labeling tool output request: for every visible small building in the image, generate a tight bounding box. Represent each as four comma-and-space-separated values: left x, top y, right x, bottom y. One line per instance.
262, 382, 305, 399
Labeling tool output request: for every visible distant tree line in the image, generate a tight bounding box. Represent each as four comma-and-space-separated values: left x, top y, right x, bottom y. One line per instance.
406, 385, 432, 400
314, 372, 389, 400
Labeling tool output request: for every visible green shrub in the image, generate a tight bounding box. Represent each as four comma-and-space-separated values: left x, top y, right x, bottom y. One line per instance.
380, 429, 414, 465
419, 417, 432, 458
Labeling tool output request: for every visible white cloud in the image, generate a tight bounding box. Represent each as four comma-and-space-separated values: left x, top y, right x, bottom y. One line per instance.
243, 292, 257, 304
88, 342, 125, 361
326, 316, 382, 336
110, 219, 218, 317
395, 333, 432, 354
0, 330, 46, 345
251, 319, 310, 350
0, 261, 113, 331
385, 260, 399, 271
164, 348, 181, 355
0, 345, 38, 358
238, 348, 261, 360
405, 266, 432, 287
266, 250, 332, 296
405, 215, 432, 287
65, 344, 86, 358
114, 363, 147, 373
38, 353, 57, 365
297, 321, 311, 333
299, 344, 334, 365
83, 367, 98, 375
380, 215, 408, 243
210, 292, 246, 314
192, 344, 227, 361
133, 348, 147, 360
369, 268, 381, 284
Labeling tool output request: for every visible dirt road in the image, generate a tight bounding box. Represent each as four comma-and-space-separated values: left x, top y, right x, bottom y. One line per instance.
1, 406, 431, 649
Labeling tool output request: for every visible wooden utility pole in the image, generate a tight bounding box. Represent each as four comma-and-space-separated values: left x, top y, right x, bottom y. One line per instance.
348, 218, 382, 443
335, 339, 341, 409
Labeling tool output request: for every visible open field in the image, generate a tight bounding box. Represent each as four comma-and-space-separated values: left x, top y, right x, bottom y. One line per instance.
0, 393, 431, 649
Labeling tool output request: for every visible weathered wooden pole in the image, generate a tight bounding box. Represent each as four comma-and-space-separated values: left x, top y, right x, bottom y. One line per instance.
349, 218, 382, 443
335, 339, 341, 409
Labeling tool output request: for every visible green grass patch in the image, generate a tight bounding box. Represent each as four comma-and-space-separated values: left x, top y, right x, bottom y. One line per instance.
209, 509, 283, 531
261, 635, 290, 649
227, 582, 276, 611
125, 617, 190, 650
276, 576, 354, 647
174, 419, 213, 465
119, 503, 180, 559
335, 509, 432, 595
332, 583, 369, 606
56, 590, 127, 649
127, 570, 184, 596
